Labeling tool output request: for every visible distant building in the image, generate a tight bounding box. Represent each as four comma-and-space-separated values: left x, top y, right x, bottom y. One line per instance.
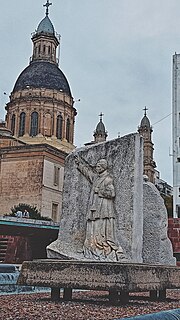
154, 169, 173, 196
0, 2, 76, 221
172, 53, 180, 218
138, 108, 156, 183
85, 113, 107, 146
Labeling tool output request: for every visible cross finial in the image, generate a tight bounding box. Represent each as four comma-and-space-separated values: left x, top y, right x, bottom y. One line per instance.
43, 0, 52, 16
99, 112, 104, 122
143, 106, 148, 116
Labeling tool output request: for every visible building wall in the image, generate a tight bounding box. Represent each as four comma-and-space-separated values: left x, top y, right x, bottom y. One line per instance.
0, 235, 32, 264
0, 144, 66, 219
154, 169, 173, 196
41, 159, 64, 221
0, 153, 43, 215
172, 53, 180, 218
0, 136, 24, 148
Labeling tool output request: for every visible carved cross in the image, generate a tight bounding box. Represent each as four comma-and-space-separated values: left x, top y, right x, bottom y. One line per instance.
43, 0, 52, 16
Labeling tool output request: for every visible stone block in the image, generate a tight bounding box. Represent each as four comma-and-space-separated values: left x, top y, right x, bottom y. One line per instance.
143, 179, 176, 265
18, 259, 180, 293
47, 133, 143, 263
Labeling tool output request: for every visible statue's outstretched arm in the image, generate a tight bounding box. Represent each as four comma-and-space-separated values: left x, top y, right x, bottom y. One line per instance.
74, 155, 94, 183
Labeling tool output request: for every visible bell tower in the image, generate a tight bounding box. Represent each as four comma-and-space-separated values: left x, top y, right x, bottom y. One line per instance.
93, 113, 108, 143
31, 1, 59, 65
138, 107, 156, 183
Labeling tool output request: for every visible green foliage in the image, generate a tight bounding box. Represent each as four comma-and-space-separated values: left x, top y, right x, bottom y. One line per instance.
6, 203, 52, 221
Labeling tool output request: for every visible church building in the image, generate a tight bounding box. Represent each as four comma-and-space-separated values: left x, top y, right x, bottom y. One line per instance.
0, 1, 76, 221
85, 113, 108, 146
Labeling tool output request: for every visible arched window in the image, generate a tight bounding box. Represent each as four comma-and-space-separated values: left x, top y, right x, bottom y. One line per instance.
66, 118, 70, 142
11, 114, 16, 135
19, 112, 26, 137
30, 112, 38, 136
38, 44, 41, 54
43, 45, 46, 53
48, 46, 51, 54
56, 114, 63, 139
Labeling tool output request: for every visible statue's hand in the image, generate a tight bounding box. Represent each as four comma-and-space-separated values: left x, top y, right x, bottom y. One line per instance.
99, 185, 115, 198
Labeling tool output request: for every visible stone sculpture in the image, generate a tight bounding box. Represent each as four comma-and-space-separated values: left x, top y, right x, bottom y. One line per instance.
47, 133, 176, 266
74, 156, 125, 261
47, 133, 144, 262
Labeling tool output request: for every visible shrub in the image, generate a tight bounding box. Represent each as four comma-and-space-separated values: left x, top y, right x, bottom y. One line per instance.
6, 203, 52, 221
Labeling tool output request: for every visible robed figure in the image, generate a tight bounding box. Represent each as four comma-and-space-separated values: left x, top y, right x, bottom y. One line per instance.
75, 157, 126, 261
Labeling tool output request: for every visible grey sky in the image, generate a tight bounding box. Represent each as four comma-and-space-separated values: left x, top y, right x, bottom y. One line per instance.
0, 0, 179, 185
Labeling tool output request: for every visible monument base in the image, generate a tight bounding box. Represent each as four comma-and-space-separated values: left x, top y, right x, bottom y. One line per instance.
18, 259, 180, 302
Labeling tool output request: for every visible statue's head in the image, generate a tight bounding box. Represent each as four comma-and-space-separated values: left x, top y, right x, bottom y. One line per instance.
96, 159, 107, 173
143, 175, 149, 182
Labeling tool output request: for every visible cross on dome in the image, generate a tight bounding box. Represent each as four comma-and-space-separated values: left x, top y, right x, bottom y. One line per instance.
99, 112, 104, 122
143, 106, 148, 116
43, 0, 52, 16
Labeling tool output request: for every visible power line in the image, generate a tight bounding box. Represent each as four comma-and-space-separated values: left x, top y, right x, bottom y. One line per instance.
152, 113, 172, 126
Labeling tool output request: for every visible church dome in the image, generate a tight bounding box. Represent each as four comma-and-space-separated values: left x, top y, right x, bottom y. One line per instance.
95, 120, 106, 134
140, 115, 150, 128
12, 61, 72, 96
36, 16, 55, 35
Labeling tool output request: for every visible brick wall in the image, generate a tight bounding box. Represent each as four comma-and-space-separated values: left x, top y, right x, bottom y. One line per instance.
0, 235, 32, 263
168, 218, 180, 266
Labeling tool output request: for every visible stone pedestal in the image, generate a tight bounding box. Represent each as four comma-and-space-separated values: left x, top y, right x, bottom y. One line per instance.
18, 259, 180, 302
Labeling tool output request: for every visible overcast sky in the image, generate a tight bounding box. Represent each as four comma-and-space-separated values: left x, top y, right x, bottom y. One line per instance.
0, 0, 179, 185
